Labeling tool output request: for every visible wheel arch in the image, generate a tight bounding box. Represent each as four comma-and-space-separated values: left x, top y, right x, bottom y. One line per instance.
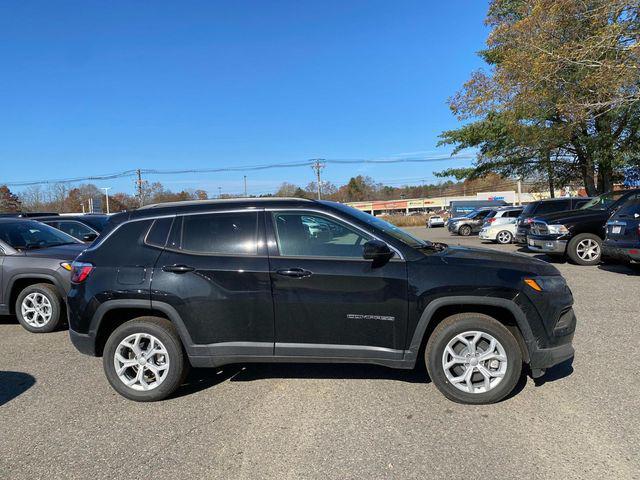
405, 296, 534, 368
8, 274, 63, 314
90, 300, 194, 357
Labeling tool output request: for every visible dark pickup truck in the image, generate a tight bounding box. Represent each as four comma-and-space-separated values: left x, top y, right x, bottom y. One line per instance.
526, 190, 640, 265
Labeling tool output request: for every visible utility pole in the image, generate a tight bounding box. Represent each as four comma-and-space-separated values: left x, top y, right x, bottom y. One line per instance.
311, 159, 325, 200
218, 186, 222, 198
136, 169, 144, 207
101, 187, 111, 214
517, 179, 522, 206
243, 176, 248, 197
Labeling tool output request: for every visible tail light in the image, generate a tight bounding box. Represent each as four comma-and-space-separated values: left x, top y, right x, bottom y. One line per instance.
487, 218, 496, 224
71, 262, 94, 284
523, 218, 534, 224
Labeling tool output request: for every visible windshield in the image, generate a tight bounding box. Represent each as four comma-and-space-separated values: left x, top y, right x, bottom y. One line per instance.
580, 192, 626, 211
324, 202, 428, 248
0, 221, 80, 250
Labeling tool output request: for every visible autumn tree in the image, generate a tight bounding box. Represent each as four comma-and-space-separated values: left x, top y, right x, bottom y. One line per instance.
440, 0, 640, 195
0, 185, 21, 213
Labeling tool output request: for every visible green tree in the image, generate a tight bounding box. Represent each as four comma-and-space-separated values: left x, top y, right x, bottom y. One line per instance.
440, 0, 640, 195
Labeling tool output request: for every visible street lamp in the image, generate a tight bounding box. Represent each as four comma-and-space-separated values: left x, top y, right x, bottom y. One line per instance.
101, 187, 111, 214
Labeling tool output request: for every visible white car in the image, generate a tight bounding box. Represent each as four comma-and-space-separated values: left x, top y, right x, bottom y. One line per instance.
479, 219, 517, 244
427, 215, 445, 228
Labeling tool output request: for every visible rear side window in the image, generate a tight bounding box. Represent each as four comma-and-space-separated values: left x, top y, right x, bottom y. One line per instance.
616, 197, 640, 217
535, 200, 570, 215
145, 217, 174, 248
179, 212, 259, 255
506, 209, 522, 218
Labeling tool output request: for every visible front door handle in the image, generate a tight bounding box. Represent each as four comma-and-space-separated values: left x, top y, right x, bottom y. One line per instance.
162, 264, 195, 274
276, 268, 312, 278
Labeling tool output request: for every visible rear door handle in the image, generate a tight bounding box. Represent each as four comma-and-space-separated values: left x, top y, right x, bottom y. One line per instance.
276, 268, 312, 278
162, 264, 195, 274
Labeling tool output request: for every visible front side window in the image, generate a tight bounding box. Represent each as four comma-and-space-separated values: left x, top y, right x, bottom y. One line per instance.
180, 212, 259, 255
581, 192, 626, 211
0, 221, 79, 250
54, 221, 96, 240
273, 212, 371, 258
616, 196, 640, 217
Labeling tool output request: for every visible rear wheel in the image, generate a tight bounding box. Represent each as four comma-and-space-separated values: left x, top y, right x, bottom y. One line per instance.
425, 313, 523, 404
15, 284, 62, 333
567, 233, 602, 265
496, 230, 513, 244
458, 225, 472, 236
103, 317, 188, 402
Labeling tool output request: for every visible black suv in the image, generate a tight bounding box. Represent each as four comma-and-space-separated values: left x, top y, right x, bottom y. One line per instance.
38, 214, 109, 243
526, 190, 640, 265
0, 218, 86, 332
514, 197, 592, 244
68, 198, 576, 404
603, 195, 640, 265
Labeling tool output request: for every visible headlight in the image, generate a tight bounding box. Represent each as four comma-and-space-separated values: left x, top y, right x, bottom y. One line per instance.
547, 224, 569, 235
524, 276, 568, 292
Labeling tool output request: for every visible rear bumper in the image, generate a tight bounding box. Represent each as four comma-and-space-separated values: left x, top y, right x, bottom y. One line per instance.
603, 244, 640, 262
69, 328, 97, 356
526, 236, 567, 254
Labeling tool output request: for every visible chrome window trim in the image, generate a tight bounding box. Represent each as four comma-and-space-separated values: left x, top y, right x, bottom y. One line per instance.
266, 207, 405, 261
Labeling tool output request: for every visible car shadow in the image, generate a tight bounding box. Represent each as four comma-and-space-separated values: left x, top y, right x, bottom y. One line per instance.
598, 263, 639, 276
0, 371, 36, 406
532, 358, 574, 387
0, 315, 16, 325
173, 363, 429, 398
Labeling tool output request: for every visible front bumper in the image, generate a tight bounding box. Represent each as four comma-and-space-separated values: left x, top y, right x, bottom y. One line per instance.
527, 236, 567, 254
479, 229, 492, 240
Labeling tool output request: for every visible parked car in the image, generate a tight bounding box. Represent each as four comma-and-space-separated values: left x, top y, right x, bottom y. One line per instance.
37, 214, 110, 243
479, 218, 518, 244
426, 215, 445, 228
0, 218, 86, 332
603, 195, 640, 265
526, 189, 640, 265
483, 206, 523, 228
515, 197, 593, 244
447, 208, 495, 236
67, 198, 575, 405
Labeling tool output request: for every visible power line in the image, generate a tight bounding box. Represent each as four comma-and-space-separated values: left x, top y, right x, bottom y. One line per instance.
1, 154, 475, 187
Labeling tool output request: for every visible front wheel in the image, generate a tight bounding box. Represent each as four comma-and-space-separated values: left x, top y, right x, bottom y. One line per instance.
458, 225, 472, 236
15, 284, 62, 333
567, 233, 602, 265
103, 317, 188, 402
425, 313, 523, 404
496, 230, 513, 244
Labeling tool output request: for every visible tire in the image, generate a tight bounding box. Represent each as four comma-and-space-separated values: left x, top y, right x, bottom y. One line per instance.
567, 233, 602, 266
15, 283, 63, 333
425, 313, 523, 404
103, 317, 189, 402
458, 225, 472, 236
496, 230, 513, 244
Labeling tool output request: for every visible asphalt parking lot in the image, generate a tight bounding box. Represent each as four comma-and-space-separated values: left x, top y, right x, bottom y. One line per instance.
1, 227, 639, 480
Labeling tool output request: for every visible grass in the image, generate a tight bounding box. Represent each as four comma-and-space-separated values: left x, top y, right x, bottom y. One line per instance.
378, 215, 428, 227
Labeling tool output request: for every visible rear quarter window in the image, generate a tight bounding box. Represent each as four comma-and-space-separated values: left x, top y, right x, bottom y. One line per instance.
90, 219, 156, 266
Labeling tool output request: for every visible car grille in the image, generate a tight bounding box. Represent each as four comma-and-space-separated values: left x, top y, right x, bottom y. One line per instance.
530, 221, 548, 236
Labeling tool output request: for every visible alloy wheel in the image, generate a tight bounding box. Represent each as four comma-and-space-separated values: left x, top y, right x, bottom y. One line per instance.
442, 331, 508, 394
497, 231, 512, 244
576, 239, 600, 262
21, 293, 52, 328
114, 333, 170, 391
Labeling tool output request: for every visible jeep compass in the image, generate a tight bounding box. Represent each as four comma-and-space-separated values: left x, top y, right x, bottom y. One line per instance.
67, 198, 576, 404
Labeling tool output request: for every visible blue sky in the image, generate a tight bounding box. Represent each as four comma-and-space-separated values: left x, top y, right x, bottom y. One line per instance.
0, 0, 490, 197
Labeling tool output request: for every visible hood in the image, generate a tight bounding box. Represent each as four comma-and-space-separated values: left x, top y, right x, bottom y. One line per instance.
23, 243, 86, 260
448, 216, 469, 223
437, 245, 560, 276
534, 208, 607, 225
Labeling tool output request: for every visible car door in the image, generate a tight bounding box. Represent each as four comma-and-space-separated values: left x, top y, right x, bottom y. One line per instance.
150, 210, 274, 357
606, 195, 640, 245
266, 209, 408, 361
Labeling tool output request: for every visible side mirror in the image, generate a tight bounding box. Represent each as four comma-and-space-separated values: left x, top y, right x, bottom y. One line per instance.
363, 240, 394, 265
82, 233, 98, 242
